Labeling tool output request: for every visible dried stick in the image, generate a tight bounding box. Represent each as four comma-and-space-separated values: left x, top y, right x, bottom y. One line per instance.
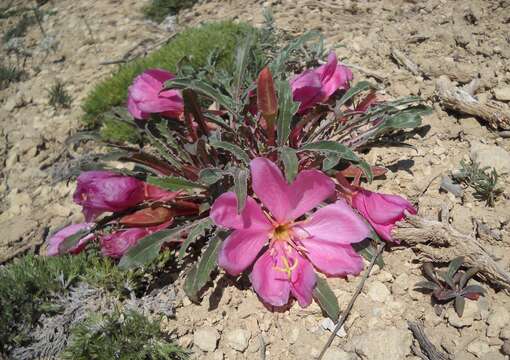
393, 213, 510, 289
318, 242, 386, 360
391, 48, 423, 76
408, 321, 449, 360
343, 62, 387, 82
436, 76, 510, 130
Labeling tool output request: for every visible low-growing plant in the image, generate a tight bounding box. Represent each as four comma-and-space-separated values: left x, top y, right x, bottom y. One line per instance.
453, 160, 502, 207
2, 13, 35, 43
48, 80, 72, 109
415, 257, 486, 317
53, 20, 431, 319
62, 310, 188, 360
0, 62, 25, 89
82, 21, 258, 128
143, 0, 198, 23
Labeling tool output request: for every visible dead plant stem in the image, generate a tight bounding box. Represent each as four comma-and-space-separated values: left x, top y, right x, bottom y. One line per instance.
318, 241, 386, 360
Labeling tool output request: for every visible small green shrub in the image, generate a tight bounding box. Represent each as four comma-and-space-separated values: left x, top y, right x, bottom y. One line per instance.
0, 253, 90, 350
82, 21, 258, 127
62, 310, 188, 360
143, 0, 198, 23
48, 80, 72, 109
99, 117, 141, 144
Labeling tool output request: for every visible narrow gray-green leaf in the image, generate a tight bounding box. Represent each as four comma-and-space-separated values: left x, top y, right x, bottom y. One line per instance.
119, 228, 183, 270
301, 141, 359, 162
232, 167, 248, 213
178, 218, 214, 260
322, 152, 341, 171
280, 146, 298, 183
447, 256, 464, 280
210, 140, 250, 165
276, 80, 299, 146
199, 168, 226, 185
183, 230, 226, 302
336, 80, 376, 108
147, 175, 206, 192
352, 237, 384, 269
313, 277, 340, 320
234, 34, 253, 103
59, 228, 91, 254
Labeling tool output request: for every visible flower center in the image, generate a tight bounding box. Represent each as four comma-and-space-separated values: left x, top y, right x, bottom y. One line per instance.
272, 224, 291, 242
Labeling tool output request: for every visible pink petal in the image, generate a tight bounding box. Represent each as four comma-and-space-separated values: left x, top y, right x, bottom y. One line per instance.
143, 68, 174, 84
249, 250, 291, 307
218, 229, 269, 275
137, 97, 183, 114
315, 52, 353, 99
296, 200, 370, 244
361, 191, 416, 224
250, 157, 293, 223
210, 192, 271, 231
287, 170, 335, 220
302, 239, 364, 277
289, 251, 316, 307
46, 223, 94, 256
127, 95, 148, 120
291, 71, 323, 113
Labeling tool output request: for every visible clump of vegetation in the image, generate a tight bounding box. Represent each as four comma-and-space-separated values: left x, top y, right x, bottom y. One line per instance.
2, 14, 35, 43
453, 160, 502, 207
143, 0, 198, 23
0, 249, 172, 353
415, 257, 486, 317
62, 310, 188, 360
81, 21, 257, 128
48, 80, 72, 109
0, 253, 90, 350
0, 63, 25, 89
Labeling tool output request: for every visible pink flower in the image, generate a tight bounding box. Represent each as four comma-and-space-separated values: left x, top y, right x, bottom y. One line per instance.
210, 158, 370, 308
100, 222, 170, 258
291, 51, 353, 113
127, 69, 184, 120
46, 223, 94, 256
73, 171, 146, 221
351, 189, 417, 243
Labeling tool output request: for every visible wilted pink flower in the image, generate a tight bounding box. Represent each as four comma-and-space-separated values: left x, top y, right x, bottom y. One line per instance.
291, 51, 353, 113
73, 171, 146, 221
210, 158, 369, 308
100, 222, 170, 258
46, 223, 94, 256
127, 69, 184, 120
352, 189, 417, 243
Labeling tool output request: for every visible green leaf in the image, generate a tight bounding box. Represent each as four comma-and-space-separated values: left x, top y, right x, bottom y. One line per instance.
313, 277, 340, 320
352, 237, 384, 269
183, 230, 226, 302
178, 218, 214, 260
447, 257, 464, 280
210, 140, 250, 165
337, 81, 376, 107
322, 153, 341, 171
234, 34, 254, 103
166, 78, 236, 115
379, 105, 432, 132
280, 146, 298, 183
147, 176, 206, 192
276, 80, 299, 146
455, 295, 465, 317
118, 228, 183, 270
270, 31, 320, 75
59, 228, 91, 254
231, 167, 248, 213
198, 168, 226, 185
301, 141, 373, 182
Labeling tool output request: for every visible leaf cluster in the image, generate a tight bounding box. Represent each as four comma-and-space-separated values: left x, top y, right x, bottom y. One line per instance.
453, 160, 502, 207
0, 62, 25, 89
48, 80, 72, 109
415, 257, 485, 317
62, 310, 188, 360
2, 13, 35, 43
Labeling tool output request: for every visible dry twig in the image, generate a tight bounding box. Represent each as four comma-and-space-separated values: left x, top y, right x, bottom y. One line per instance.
436, 76, 510, 130
408, 321, 449, 360
393, 213, 510, 289
391, 48, 423, 77
317, 242, 386, 360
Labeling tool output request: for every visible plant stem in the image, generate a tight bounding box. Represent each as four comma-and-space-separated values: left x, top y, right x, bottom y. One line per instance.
317, 241, 385, 360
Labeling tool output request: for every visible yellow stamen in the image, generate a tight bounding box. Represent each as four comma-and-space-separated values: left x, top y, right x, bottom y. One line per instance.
273, 256, 299, 280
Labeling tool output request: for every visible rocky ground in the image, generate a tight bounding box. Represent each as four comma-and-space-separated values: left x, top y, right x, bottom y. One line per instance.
2, 0, 510, 359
